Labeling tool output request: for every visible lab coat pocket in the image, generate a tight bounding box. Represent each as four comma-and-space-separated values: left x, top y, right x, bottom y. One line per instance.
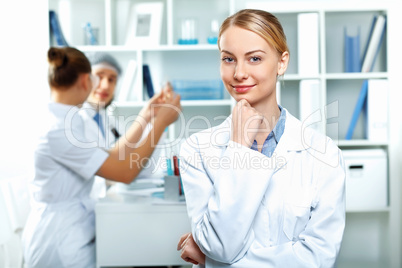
283, 178, 314, 241
283, 203, 311, 241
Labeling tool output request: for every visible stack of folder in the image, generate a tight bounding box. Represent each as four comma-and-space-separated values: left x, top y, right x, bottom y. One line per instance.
345, 14, 387, 140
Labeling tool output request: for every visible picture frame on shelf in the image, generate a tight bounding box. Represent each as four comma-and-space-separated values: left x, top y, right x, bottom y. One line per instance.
125, 2, 163, 47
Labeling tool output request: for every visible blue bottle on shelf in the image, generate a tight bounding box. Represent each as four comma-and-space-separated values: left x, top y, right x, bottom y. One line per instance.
207, 20, 219, 44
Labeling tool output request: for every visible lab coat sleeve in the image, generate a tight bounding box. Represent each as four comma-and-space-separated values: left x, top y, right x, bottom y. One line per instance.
48, 117, 109, 180
205, 138, 346, 268
180, 137, 277, 264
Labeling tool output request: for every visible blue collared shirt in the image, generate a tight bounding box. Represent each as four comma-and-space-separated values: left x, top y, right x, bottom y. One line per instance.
250, 106, 286, 157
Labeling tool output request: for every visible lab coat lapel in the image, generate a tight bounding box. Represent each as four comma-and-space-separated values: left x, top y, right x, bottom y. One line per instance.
210, 110, 307, 173
210, 116, 232, 147
273, 110, 307, 173
80, 102, 108, 148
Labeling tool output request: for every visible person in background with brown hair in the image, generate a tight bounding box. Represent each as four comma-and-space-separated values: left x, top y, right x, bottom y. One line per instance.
177, 9, 345, 267
22, 47, 181, 268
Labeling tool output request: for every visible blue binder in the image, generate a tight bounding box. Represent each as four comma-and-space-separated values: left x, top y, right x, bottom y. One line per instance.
345, 80, 368, 140
143, 65, 154, 98
345, 15, 387, 140
344, 27, 361, 73
49, 10, 68, 46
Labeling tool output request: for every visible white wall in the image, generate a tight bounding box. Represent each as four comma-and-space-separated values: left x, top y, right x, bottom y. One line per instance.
0, 1, 48, 265
0, 0, 49, 181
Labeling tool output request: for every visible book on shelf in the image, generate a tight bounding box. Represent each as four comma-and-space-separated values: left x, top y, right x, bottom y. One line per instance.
344, 27, 361, 73
366, 79, 388, 142
299, 79, 321, 132
143, 64, 155, 98
297, 13, 319, 76
49, 10, 69, 46
345, 14, 387, 140
361, 14, 386, 73
345, 80, 368, 140
116, 60, 137, 102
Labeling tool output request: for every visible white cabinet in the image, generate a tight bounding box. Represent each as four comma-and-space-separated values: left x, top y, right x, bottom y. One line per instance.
343, 149, 388, 211
48, 0, 401, 267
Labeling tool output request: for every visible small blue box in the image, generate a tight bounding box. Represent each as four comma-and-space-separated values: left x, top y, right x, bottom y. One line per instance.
172, 79, 224, 100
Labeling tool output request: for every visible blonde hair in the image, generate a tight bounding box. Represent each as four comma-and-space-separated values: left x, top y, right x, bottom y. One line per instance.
218, 9, 289, 57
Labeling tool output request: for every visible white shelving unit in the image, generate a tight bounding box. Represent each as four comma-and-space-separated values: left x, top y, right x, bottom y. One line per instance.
49, 0, 234, 139
48, 0, 401, 267
248, 2, 399, 267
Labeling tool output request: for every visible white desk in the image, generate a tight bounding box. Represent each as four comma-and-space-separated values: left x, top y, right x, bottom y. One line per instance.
95, 187, 191, 268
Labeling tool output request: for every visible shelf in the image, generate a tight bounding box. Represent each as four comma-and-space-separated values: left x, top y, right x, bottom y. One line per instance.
111, 101, 144, 108
282, 74, 320, 81
283, 73, 387, 80
247, 1, 388, 13
112, 99, 232, 108
77, 44, 219, 53
337, 139, 388, 147
181, 99, 232, 107
143, 44, 219, 51
325, 72, 388, 80
346, 207, 390, 213
337, 260, 389, 268
77, 45, 136, 52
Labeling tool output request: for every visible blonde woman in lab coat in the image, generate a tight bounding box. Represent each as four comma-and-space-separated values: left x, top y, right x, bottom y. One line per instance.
22, 47, 181, 268
177, 9, 346, 267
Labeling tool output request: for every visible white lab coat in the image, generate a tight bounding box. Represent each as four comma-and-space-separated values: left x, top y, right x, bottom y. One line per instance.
22, 102, 109, 268
80, 102, 118, 151
180, 109, 346, 268
80, 103, 117, 199
80, 102, 166, 196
